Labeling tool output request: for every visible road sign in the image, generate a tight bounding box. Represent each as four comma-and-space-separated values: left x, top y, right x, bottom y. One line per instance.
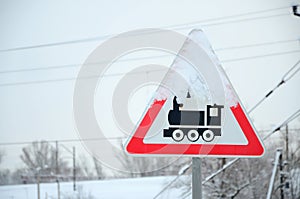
125, 29, 264, 157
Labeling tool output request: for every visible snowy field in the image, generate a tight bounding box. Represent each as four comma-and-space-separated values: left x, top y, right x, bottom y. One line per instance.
0, 176, 187, 199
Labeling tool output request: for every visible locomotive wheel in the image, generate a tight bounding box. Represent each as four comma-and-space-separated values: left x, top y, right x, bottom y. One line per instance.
187, 129, 200, 142
172, 129, 184, 142
202, 130, 215, 142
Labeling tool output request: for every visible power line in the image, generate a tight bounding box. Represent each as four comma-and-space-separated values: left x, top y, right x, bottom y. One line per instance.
215, 38, 298, 52
201, 108, 300, 185
282, 59, 300, 81
0, 38, 298, 75
0, 68, 168, 87
194, 13, 289, 28
248, 59, 300, 113
0, 49, 299, 87
153, 162, 192, 199
2, 128, 300, 146
221, 49, 300, 63
188, 61, 300, 195
0, 55, 169, 75
174, 109, 300, 199
0, 6, 291, 53
263, 110, 300, 140
0, 63, 82, 74
199, 60, 300, 183
164, 12, 291, 34
155, 109, 300, 199
0, 137, 126, 146
165, 6, 290, 29
152, 60, 300, 197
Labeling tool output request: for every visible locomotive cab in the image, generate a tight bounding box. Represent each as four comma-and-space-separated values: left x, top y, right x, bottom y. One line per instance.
206, 104, 224, 126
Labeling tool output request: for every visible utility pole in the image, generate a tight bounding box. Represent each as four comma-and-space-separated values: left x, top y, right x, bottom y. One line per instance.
267, 149, 282, 199
192, 157, 202, 199
285, 125, 289, 161
73, 146, 76, 191
55, 141, 60, 199
284, 125, 291, 198
56, 141, 59, 175
279, 149, 284, 199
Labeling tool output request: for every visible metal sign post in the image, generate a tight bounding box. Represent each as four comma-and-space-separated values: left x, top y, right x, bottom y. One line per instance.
192, 157, 202, 199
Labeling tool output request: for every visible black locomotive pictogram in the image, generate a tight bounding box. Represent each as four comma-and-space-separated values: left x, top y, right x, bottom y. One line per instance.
163, 96, 224, 142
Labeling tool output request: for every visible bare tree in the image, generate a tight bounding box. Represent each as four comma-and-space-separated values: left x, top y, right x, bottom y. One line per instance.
76, 155, 92, 180
173, 126, 300, 199
115, 143, 189, 178
0, 149, 4, 164
290, 168, 300, 199
20, 141, 69, 180
289, 130, 300, 199
115, 147, 151, 177
0, 149, 10, 185
93, 156, 104, 180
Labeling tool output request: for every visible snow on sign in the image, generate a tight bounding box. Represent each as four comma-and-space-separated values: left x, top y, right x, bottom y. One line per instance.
125, 29, 265, 157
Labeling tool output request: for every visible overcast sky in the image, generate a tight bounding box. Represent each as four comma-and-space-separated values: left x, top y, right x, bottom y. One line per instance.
0, 0, 300, 170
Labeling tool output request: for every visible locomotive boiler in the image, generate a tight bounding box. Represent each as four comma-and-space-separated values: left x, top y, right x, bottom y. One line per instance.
163, 96, 224, 142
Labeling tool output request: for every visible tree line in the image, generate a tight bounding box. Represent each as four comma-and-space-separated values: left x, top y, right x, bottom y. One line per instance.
0, 128, 299, 198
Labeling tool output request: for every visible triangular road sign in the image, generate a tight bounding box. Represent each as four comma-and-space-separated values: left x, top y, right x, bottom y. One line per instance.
125, 30, 264, 157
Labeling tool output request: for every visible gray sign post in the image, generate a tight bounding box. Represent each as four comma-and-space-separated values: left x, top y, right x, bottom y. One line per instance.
192, 157, 202, 199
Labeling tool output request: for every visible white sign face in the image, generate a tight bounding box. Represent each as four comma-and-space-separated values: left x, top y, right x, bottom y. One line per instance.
125, 29, 264, 157
143, 96, 248, 145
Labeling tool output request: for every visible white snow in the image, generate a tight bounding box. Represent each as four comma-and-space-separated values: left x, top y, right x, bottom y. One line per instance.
0, 176, 187, 199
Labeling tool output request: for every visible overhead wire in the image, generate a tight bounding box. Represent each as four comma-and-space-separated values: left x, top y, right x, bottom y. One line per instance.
221, 49, 300, 63
263, 109, 300, 140
0, 68, 168, 87
155, 108, 300, 199
0, 137, 126, 146
163, 6, 290, 29
1, 129, 300, 146
2, 94, 300, 197
0, 6, 291, 53
200, 60, 300, 182
201, 108, 300, 186
178, 109, 300, 199
0, 49, 299, 87
282, 59, 300, 81
153, 162, 192, 199
214, 38, 298, 51
152, 60, 300, 198
0, 38, 298, 75
0, 55, 169, 75
0, 5, 298, 196
248, 59, 300, 113
188, 13, 289, 29
59, 143, 73, 155
153, 111, 300, 199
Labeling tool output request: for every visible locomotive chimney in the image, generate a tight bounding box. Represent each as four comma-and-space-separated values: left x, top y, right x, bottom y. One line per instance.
186, 90, 191, 98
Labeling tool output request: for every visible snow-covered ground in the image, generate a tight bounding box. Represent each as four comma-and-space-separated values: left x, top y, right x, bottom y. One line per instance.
0, 176, 187, 199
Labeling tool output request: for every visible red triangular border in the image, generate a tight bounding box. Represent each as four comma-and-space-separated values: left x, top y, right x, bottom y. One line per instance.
126, 99, 264, 156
